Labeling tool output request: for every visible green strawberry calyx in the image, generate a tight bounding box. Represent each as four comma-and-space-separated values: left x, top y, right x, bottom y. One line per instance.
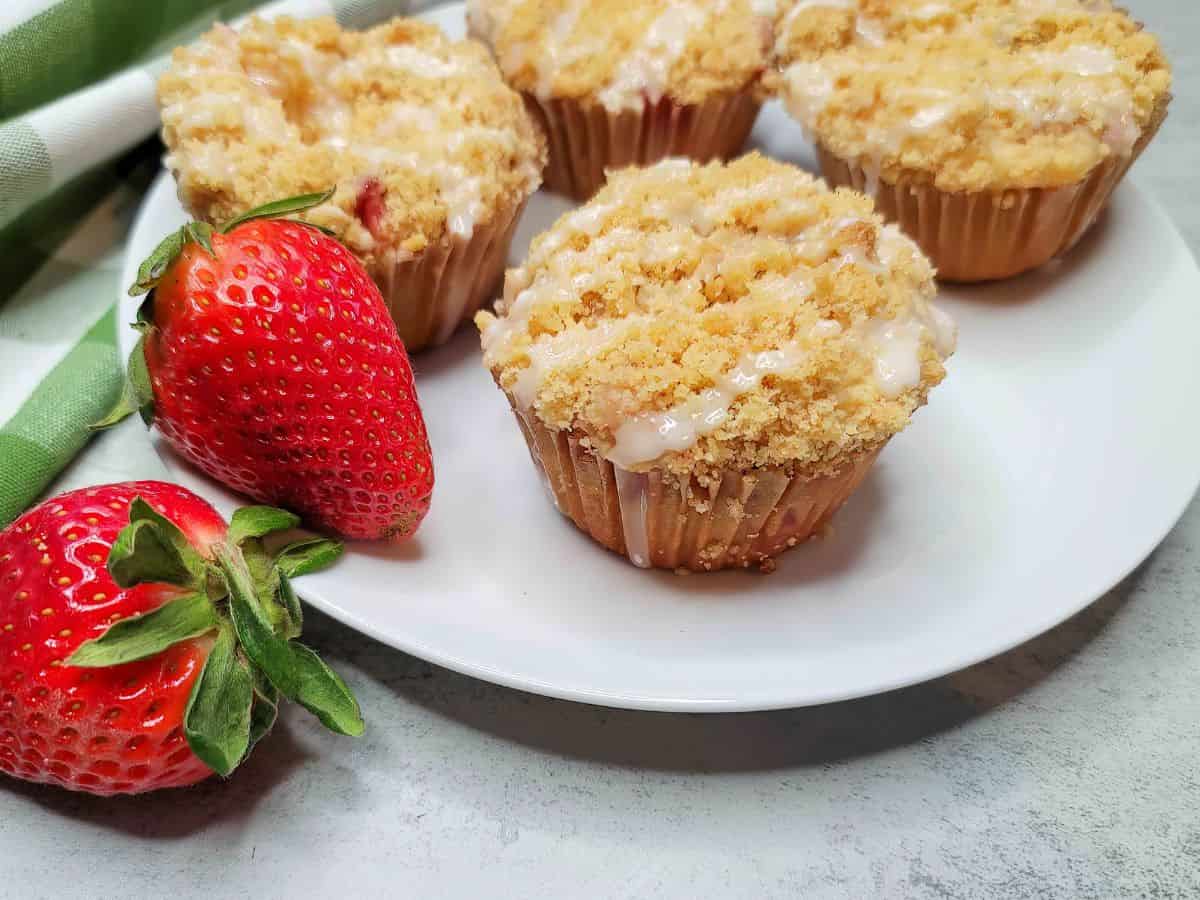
66, 498, 362, 778
94, 190, 336, 431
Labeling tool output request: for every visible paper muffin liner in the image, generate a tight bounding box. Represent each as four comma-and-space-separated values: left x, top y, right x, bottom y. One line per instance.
524, 91, 762, 202
816, 97, 1170, 282
367, 197, 528, 352
507, 403, 881, 573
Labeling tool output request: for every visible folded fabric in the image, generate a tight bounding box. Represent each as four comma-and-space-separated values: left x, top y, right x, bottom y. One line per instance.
0, 307, 122, 526
0, 0, 413, 232
0, 0, 252, 123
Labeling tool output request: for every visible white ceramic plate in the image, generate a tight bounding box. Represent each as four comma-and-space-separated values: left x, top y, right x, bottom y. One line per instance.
119, 2, 1200, 711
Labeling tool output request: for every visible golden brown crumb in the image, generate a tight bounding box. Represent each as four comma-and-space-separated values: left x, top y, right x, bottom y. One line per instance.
159, 16, 546, 264
477, 154, 955, 478
467, 0, 772, 109
770, 0, 1172, 192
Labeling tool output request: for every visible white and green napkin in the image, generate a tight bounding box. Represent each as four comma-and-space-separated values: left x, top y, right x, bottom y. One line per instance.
0, 0, 423, 527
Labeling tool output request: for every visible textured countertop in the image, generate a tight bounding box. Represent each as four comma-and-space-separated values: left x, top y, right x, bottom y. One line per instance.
2, 2, 1198, 897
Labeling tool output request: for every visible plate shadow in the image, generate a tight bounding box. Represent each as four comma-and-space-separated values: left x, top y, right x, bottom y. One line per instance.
0, 721, 316, 839
311, 562, 1145, 775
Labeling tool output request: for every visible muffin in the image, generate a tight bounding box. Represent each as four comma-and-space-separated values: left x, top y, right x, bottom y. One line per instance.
467, 0, 771, 201
771, 0, 1171, 281
159, 16, 547, 351
476, 154, 955, 572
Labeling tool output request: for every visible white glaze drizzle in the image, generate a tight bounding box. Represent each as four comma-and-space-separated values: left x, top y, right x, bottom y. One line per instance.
167, 19, 540, 243
613, 468, 652, 568
864, 319, 926, 398
608, 345, 812, 468
595, 1, 725, 112
510, 320, 638, 408
383, 44, 466, 78
778, 0, 853, 31
536, 0, 592, 97
1032, 43, 1118, 76
778, 2, 1143, 171
780, 61, 834, 142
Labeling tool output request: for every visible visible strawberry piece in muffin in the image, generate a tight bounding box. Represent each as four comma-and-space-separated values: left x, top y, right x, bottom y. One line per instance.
354, 177, 388, 241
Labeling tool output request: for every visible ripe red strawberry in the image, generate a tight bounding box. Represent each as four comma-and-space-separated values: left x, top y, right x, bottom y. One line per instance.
111, 193, 434, 541
0, 481, 361, 797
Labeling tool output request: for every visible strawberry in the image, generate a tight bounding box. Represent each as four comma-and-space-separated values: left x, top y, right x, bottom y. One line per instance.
0, 481, 362, 797
354, 177, 387, 241
107, 192, 434, 541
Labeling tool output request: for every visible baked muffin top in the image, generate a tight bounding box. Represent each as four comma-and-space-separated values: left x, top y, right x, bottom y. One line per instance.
466, 0, 771, 111
476, 154, 954, 477
159, 16, 546, 264
770, 0, 1171, 192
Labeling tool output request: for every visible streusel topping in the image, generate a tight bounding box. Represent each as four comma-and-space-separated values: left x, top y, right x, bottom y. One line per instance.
771, 0, 1171, 192
159, 16, 546, 264
476, 154, 954, 476
466, 0, 772, 112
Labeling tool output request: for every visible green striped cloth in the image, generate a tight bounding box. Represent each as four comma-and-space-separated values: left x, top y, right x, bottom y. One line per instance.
0, 0, 422, 528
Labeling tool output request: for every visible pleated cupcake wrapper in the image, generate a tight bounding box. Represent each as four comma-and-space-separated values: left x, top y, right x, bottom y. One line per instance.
368, 197, 528, 352
524, 91, 762, 202
509, 403, 881, 572
816, 96, 1170, 282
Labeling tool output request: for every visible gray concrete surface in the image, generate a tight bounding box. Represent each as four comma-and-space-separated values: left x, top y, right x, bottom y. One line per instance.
1, 2, 1197, 897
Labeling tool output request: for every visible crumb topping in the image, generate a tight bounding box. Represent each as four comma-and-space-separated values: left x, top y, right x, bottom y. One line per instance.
476, 154, 954, 476
466, 0, 772, 111
770, 0, 1171, 192
159, 16, 546, 264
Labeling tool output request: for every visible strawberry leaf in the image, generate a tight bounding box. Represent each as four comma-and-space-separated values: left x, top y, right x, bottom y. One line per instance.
107, 519, 198, 590
275, 537, 343, 579
187, 221, 216, 257
248, 668, 280, 752
220, 189, 335, 234
67, 592, 217, 668
217, 546, 364, 737
240, 538, 292, 638
283, 643, 364, 736
228, 506, 301, 545
237, 531, 341, 640
128, 219, 217, 297
91, 334, 155, 430
106, 497, 211, 589
295, 221, 340, 238
127, 497, 208, 579
129, 226, 188, 296
127, 334, 156, 427
90, 382, 138, 431
184, 625, 254, 777
133, 292, 155, 333
276, 571, 303, 640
